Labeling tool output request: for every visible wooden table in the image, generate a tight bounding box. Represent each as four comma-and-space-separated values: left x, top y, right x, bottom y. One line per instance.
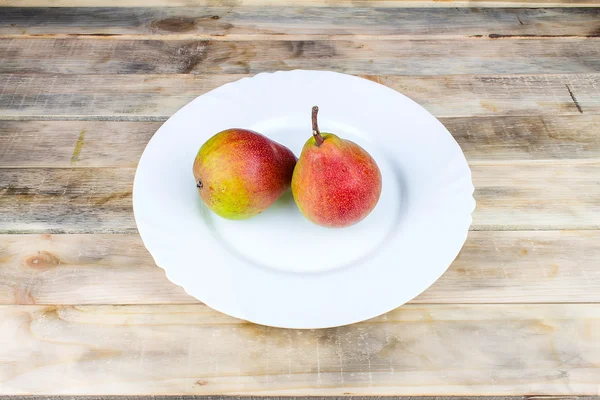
1, 0, 600, 397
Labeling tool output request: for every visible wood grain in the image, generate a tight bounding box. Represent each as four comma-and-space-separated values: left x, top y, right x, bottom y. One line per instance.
2, 115, 599, 168
0, 4, 599, 398
1, 163, 599, 233
1, 231, 599, 305
1, 397, 598, 400
1, 304, 600, 395
0, 168, 135, 234
1, 398, 595, 400
4, 398, 598, 400
2, 0, 600, 8
472, 162, 600, 230
2, 38, 600, 75
0, 234, 191, 305
0, 74, 597, 118
6, 398, 596, 400
0, 121, 158, 167
1, 8, 599, 38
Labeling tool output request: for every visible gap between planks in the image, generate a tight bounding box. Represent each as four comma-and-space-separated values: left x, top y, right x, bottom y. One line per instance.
3, 0, 600, 7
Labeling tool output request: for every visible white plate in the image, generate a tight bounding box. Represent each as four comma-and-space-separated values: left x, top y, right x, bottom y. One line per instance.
133, 70, 475, 329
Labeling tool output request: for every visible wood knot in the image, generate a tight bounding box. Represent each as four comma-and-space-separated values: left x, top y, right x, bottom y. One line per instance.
26, 251, 62, 269
152, 17, 197, 33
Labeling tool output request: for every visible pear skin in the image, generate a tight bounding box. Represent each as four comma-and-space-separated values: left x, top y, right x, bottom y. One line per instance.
291, 107, 382, 228
193, 129, 297, 220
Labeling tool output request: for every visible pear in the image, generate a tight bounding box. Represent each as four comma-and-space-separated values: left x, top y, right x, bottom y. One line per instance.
193, 128, 297, 220
291, 106, 382, 228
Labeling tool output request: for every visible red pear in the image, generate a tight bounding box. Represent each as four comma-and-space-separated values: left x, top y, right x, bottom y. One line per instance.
291, 106, 382, 228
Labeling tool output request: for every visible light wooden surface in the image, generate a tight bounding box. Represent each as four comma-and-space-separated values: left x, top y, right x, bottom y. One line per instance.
2, 397, 597, 400
1, 231, 600, 305
1, 163, 599, 233
1, 398, 595, 400
1, 2, 600, 397
0, 74, 598, 118
1, 398, 599, 400
2, 115, 599, 167
2, 304, 600, 395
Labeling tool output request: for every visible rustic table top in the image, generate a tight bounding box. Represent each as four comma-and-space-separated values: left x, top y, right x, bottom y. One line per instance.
1, 0, 600, 397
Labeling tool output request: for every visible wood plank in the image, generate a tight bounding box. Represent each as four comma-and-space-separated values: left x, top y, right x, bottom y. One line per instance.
0, 121, 158, 168
1, 231, 599, 305
2, 38, 600, 75
1, 163, 599, 233
2, 0, 600, 8
1, 304, 600, 395
1, 398, 596, 400
2, 116, 600, 168
1, 8, 599, 38
446, 115, 600, 162
2, 395, 593, 399
0, 234, 191, 305
0, 74, 597, 118
0, 397, 598, 400
472, 162, 600, 230
0, 168, 135, 234
0, 395, 592, 400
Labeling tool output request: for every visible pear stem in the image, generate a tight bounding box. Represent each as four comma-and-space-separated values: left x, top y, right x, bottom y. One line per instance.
312, 106, 324, 146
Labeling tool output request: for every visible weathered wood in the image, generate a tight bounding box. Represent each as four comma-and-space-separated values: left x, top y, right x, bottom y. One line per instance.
5, 395, 600, 400
472, 162, 600, 230
2, 115, 599, 168
0, 74, 597, 118
0, 168, 135, 234
1, 163, 599, 233
1, 38, 599, 75
0, 5, 598, 398
0, 121, 157, 167
1, 397, 599, 400
445, 115, 600, 162
0, 397, 568, 400
1, 8, 599, 38
2, 0, 600, 8
1, 304, 600, 395
371, 75, 599, 117
1, 231, 599, 305
0, 234, 191, 305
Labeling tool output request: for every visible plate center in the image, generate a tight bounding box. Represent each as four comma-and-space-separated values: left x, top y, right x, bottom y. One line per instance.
208, 115, 402, 274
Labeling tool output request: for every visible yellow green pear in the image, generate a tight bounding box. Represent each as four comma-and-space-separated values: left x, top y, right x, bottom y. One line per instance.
193, 128, 297, 220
